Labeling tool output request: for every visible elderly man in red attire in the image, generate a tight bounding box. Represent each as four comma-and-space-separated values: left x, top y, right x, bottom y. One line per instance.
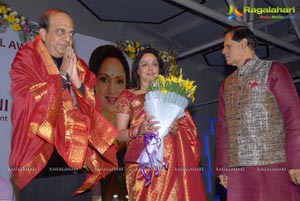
216, 26, 300, 201
9, 9, 118, 201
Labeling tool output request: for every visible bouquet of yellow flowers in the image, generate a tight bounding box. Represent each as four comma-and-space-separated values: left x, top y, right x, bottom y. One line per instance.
138, 70, 196, 186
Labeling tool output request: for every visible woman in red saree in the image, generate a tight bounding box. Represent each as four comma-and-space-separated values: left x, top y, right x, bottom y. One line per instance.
116, 47, 207, 201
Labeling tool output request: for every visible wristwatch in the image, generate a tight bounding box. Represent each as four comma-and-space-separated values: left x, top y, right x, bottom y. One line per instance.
60, 71, 69, 81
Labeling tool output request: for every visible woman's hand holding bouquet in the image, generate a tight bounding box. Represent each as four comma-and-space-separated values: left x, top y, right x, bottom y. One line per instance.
137, 70, 196, 186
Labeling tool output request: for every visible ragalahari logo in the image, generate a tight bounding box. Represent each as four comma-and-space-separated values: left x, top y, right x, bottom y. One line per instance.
227, 4, 243, 20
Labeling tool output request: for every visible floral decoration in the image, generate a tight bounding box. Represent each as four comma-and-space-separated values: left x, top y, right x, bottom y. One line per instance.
149, 69, 197, 102
0, 2, 38, 43
116, 40, 179, 77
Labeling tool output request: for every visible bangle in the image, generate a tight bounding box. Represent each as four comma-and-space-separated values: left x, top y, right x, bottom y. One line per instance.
128, 126, 141, 139
128, 128, 135, 139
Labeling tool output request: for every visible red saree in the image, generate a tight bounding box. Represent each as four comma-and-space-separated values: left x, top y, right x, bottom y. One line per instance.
116, 90, 207, 201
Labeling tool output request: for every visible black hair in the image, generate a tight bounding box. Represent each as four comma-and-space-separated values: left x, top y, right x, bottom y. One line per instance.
38, 9, 71, 30
223, 26, 257, 50
131, 47, 165, 89
89, 45, 131, 88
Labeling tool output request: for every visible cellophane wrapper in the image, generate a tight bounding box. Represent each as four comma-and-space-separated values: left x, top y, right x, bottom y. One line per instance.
137, 90, 188, 168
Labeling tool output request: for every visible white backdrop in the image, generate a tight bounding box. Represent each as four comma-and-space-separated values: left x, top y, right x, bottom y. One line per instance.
0, 27, 112, 200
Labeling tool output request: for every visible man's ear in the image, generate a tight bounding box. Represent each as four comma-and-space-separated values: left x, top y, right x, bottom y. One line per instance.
39, 28, 46, 42
241, 38, 248, 48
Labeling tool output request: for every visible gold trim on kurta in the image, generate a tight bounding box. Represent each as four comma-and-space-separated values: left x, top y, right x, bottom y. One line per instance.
77, 60, 86, 81
67, 119, 89, 167
37, 121, 54, 143
36, 36, 59, 75
29, 122, 39, 136
29, 82, 48, 102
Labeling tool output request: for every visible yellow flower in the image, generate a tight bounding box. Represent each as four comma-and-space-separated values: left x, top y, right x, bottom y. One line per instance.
161, 88, 168, 94
7, 14, 16, 23
135, 41, 141, 47
12, 23, 21, 32
182, 80, 191, 90
128, 53, 135, 60
126, 46, 135, 54
170, 75, 178, 83
157, 75, 166, 84
0, 5, 7, 14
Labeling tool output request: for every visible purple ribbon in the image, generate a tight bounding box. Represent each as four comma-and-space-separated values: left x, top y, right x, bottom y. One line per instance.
139, 132, 168, 187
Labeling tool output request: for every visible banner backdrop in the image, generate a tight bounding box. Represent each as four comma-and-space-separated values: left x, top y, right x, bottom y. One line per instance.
0, 27, 111, 200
